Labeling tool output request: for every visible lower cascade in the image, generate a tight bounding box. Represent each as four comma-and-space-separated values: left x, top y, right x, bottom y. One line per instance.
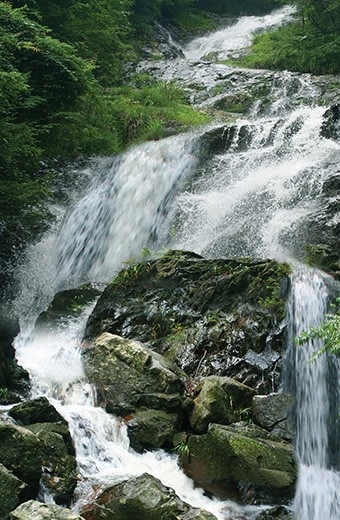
2, 5, 340, 520
286, 270, 340, 520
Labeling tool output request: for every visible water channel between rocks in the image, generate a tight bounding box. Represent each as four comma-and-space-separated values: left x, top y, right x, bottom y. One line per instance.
11, 5, 340, 520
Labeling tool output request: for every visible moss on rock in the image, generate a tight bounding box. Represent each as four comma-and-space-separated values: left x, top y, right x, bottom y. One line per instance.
84, 250, 290, 393
183, 422, 296, 504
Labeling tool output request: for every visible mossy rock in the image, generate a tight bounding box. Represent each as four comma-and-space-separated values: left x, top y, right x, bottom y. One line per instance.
81, 473, 218, 520
25, 422, 75, 455
0, 463, 28, 520
84, 250, 290, 392
189, 375, 255, 433
126, 409, 181, 451
82, 333, 186, 416
183, 422, 296, 504
10, 500, 83, 519
33, 430, 77, 505
0, 421, 43, 496
304, 244, 340, 279
9, 397, 67, 426
35, 286, 101, 329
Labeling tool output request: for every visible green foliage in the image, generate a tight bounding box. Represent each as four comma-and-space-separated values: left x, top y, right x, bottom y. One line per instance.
196, 0, 281, 15
297, 299, 340, 360
232, 3, 340, 75
10, 0, 134, 84
0, 387, 9, 400
174, 439, 191, 460
286, 0, 340, 34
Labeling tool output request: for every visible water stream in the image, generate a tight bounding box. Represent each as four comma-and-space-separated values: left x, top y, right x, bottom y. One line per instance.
11, 5, 340, 519
285, 270, 340, 520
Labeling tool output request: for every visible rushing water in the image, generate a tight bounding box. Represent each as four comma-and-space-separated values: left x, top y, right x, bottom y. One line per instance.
285, 270, 340, 520
11, 5, 340, 520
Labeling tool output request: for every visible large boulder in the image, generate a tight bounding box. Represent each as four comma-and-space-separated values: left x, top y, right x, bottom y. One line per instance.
252, 393, 295, 441
182, 422, 297, 504
189, 375, 255, 433
126, 409, 181, 452
0, 419, 43, 496
81, 473, 218, 520
8, 398, 77, 505
35, 286, 101, 330
31, 428, 77, 505
82, 332, 186, 417
84, 250, 290, 393
9, 396, 67, 426
10, 500, 83, 520
0, 463, 28, 520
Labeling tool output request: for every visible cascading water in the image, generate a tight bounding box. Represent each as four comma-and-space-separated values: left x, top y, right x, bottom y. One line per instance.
183, 6, 295, 61
10, 5, 340, 520
285, 270, 340, 519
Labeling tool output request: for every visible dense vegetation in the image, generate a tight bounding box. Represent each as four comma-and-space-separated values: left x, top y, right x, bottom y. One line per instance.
235, 0, 340, 75
0, 0, 205, 284
1, 0, 338, 297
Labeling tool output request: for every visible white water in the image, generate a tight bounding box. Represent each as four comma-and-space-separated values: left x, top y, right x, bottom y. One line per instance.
184, 6, 295, 61
12, 5, 340, 520
286, 270, 340, 520
166, 106, 339, 262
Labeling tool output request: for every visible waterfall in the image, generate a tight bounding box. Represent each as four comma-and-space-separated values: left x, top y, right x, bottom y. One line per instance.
166, 105, 338, 262
183, 6, 295, 61
285, 270, 340, 519
10, 4, 340, 520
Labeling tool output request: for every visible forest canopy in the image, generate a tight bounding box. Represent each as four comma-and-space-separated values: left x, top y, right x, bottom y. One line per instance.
0, 0, 338, 291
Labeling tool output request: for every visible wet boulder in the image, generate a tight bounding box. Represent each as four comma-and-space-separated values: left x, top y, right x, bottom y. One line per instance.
9, 396, 67, 426
0, 463, 28, 520
182, 422, 297, 505
84, 250, 290, 393
29, 428, 77, 505
8, 398, 77, 505
126, 409, 181, 452
10, 500, 83, 520
199, 123, 256, 156
252, 393, 295, 441
254, 505, 293, 519
81, 472, 218, 520
320, 104, 340, 141
0, 313, 29, 404
35, 286, 100, 330
189, 375, 255, 433
0, 419, 43, 497
82, 332, 186, 418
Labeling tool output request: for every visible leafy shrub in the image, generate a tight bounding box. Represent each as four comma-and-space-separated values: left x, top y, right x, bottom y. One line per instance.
297, 299, 340, 360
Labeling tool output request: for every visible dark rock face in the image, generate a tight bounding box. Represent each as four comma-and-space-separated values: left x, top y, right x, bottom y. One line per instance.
81, 473, 218, 520
84, 250, 290, 394
189, 375, 255, 433
9, 396, 67, 426
0, 463, 28, 520
35, 286, 101, 330
0, 314, 29, 404
254, 505, 293, 519
0, 420, 43, 498
183, 422, 297, 505
252, 393, 295, 441
320, 104, 340, 141
4, 398, 77, 507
